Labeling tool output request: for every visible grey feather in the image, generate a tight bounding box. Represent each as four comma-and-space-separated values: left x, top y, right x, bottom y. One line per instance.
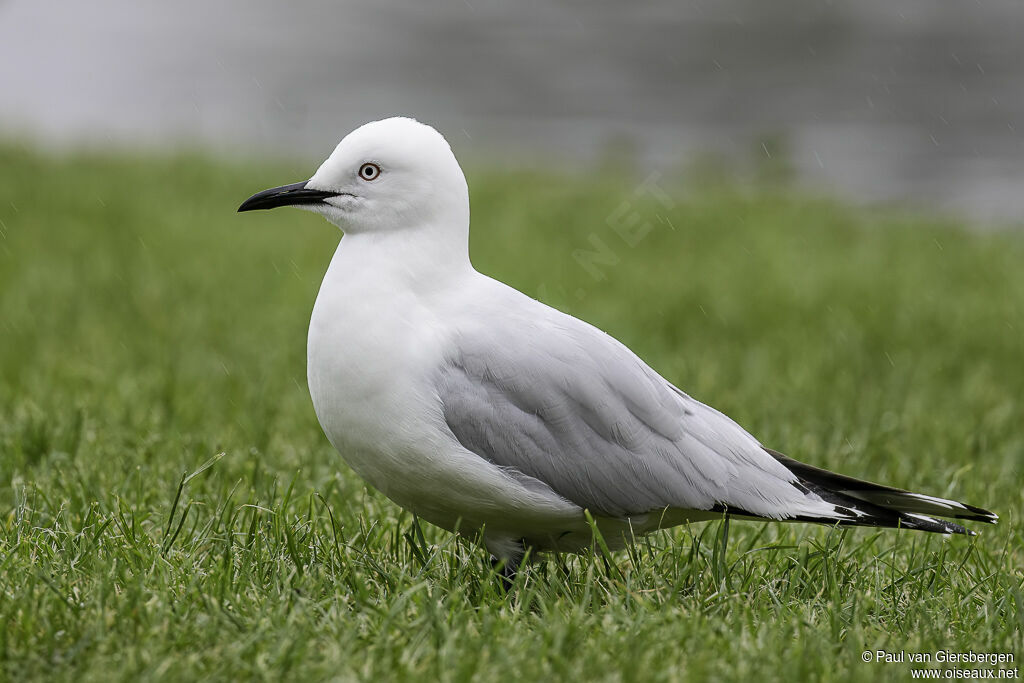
436, 304, 816, 520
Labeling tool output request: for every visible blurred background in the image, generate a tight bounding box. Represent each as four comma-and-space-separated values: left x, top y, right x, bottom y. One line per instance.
2, 3, 1023, 677
1, 0, 1022, 224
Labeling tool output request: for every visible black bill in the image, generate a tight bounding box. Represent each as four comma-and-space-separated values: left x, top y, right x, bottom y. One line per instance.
237, 181, 339, 212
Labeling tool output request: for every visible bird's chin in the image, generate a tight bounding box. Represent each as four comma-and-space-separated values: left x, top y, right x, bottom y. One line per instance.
301, 203, 354, 231
316, 196, 364, 228
298, 201, 340, 217
295, 202, 330, 215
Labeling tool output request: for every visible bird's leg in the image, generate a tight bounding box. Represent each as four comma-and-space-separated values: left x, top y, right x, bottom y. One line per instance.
489, 540, 525, 592
489, 556, 516, 592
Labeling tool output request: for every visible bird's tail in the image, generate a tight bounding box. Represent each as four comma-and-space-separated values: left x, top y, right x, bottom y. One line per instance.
765, 448, 998, 536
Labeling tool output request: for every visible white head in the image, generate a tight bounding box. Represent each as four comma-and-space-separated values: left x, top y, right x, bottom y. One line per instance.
239, 117, 470, 241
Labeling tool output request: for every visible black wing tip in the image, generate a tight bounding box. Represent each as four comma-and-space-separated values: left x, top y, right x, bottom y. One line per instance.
708, 503, 981, 536
764, 447, 998, 530
901, 515, 971, 536
960, 502, 999, 524
900, 494, 999, 524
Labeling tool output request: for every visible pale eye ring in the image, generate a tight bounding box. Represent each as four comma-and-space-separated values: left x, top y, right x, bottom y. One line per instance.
359, 162, 381, 181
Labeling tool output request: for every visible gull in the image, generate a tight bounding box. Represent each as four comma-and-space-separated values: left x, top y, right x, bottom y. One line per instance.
238, 117, 996, 579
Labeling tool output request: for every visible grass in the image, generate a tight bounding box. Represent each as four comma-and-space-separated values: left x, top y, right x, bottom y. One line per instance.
0, 141, 1021, 682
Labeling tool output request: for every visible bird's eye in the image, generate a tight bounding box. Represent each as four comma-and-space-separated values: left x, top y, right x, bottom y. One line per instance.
359, 163, 381, 181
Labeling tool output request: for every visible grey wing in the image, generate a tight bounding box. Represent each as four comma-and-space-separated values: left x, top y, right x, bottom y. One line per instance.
436, 307, 837, 521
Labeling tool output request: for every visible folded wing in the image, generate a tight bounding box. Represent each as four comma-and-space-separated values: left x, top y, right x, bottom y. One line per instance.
436, 304, 841, 522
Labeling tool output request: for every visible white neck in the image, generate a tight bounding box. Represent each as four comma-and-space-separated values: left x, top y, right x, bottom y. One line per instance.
328, 221, 474, 295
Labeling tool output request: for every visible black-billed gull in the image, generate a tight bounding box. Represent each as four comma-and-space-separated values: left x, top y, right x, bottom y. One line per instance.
238, 117, 996, 579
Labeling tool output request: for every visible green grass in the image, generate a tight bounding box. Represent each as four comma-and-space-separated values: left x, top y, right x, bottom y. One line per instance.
0, 142, 1021, 682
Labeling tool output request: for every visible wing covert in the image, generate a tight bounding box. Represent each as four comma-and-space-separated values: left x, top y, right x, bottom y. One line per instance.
436, 310, 810, 519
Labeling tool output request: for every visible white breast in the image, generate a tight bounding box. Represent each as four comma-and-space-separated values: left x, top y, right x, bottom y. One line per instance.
305, 239, 584, 540
307, 241, 441, 486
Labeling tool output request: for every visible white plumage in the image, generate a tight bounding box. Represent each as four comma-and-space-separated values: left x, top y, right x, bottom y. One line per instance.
239, 117, 996, 573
